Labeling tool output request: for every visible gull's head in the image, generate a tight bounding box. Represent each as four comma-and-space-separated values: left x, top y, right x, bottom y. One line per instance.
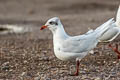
40, 17, 62, 31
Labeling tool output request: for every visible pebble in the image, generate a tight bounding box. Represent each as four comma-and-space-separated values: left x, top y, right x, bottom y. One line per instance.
94, 77, 101, 80
34, 76, 41, 80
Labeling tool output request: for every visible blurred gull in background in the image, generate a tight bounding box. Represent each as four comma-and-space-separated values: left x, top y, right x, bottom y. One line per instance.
0, 24, 30, 35
99, 6, 120, 59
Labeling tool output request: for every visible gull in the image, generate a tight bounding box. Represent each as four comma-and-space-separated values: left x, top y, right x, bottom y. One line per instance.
40, 17, 113, 76
99, 6, 120, 59
86, 6, 120, 59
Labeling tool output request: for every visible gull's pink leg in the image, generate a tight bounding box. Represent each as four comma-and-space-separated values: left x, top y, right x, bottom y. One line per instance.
74, 60, 80, 76
108, 43, 120, 59
70, 60, 80, 76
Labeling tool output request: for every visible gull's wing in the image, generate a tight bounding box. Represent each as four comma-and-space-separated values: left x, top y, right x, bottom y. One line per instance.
60, 35, 98, 53
61, 31, 99, 54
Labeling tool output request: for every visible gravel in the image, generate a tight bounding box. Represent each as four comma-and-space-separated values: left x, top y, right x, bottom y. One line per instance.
0, 33, 120, 80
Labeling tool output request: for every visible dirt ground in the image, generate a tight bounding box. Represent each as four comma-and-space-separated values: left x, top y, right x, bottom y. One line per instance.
0, 0, 120, 80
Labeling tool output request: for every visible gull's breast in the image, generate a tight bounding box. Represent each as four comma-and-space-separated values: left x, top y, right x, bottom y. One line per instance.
54, 48, 88, 61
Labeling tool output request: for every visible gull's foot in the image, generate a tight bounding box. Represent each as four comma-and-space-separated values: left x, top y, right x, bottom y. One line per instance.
69, 60, 80, 76
69, 72, 79, 76
108, 43, 120, 59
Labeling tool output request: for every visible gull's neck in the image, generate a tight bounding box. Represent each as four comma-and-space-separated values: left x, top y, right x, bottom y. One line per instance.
53, 25, 69, 41
52, 25, 69, 50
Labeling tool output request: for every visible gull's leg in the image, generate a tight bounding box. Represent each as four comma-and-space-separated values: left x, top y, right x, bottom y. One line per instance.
117, 55, 120, 59
108, 43, 120, 59
115, 43, 120, 59
70, 59, 80, 76
74, 60, 80, 76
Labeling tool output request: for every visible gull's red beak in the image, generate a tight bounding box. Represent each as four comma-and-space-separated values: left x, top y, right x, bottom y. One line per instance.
40, 25, 47, 30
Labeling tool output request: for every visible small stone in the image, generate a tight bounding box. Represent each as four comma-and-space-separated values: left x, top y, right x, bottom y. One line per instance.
34, 76, 40, 80
94, 77, 101, 80
2, 62, 9, 66
81, 75, 88, 79
113, 61, 117, 64
23, 60, 28, 63
21, 72, 26, 76
1, 62, 10, 71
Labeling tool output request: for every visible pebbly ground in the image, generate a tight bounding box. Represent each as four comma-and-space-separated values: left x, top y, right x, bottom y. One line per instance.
0, 0, 120, 80
1, 34, 120, 80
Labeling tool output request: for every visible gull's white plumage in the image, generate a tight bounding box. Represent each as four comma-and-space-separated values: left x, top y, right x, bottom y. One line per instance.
41, 17, 113, 61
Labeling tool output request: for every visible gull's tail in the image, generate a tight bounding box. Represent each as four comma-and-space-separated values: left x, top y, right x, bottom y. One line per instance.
115, 5, 120, 27
94, 18, 114, 39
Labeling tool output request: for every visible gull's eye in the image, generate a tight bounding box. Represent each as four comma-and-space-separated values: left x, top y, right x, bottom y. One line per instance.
49, 21, 58, 25
49, 22, 54, 25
